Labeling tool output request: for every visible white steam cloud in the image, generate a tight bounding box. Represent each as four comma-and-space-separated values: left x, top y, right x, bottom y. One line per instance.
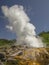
1, 5, 44, 47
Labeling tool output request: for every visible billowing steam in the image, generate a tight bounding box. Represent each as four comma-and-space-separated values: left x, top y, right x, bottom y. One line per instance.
1, 5, 44, 47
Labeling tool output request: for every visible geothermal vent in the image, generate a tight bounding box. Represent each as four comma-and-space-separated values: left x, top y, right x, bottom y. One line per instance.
2, 5, 44, 47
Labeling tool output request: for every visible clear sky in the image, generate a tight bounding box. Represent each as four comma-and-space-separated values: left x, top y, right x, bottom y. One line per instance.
0, 0, 49, 40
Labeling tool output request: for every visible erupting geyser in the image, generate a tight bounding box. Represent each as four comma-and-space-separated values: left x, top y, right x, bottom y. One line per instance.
2, 5, 44, 47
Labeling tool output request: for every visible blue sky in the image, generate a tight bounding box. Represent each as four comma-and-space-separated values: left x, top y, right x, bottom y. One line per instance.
0, 0, 49, 40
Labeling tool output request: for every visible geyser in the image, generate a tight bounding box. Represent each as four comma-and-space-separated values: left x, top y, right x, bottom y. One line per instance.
2, 5, 44, 47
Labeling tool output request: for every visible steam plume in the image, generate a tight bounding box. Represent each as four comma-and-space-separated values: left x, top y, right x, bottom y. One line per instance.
1, 5, 44, 47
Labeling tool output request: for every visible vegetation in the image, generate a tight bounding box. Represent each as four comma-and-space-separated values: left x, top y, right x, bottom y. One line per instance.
39, 31, 49, 47
0, 31, 49, 47
0, 39, 16, 46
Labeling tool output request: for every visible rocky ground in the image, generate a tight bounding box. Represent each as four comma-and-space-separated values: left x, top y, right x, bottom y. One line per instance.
0, 45, 49, 65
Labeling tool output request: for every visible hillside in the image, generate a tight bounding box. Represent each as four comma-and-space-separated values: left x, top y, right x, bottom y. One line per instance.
0, 31, 49, 47
0, 32, 49, 65
0, 39, 16, 46
39, 31, 49, 47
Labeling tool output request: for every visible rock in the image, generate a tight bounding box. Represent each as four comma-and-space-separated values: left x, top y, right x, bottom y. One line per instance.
0, 53, 6, 62
0, 60, 4, 65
